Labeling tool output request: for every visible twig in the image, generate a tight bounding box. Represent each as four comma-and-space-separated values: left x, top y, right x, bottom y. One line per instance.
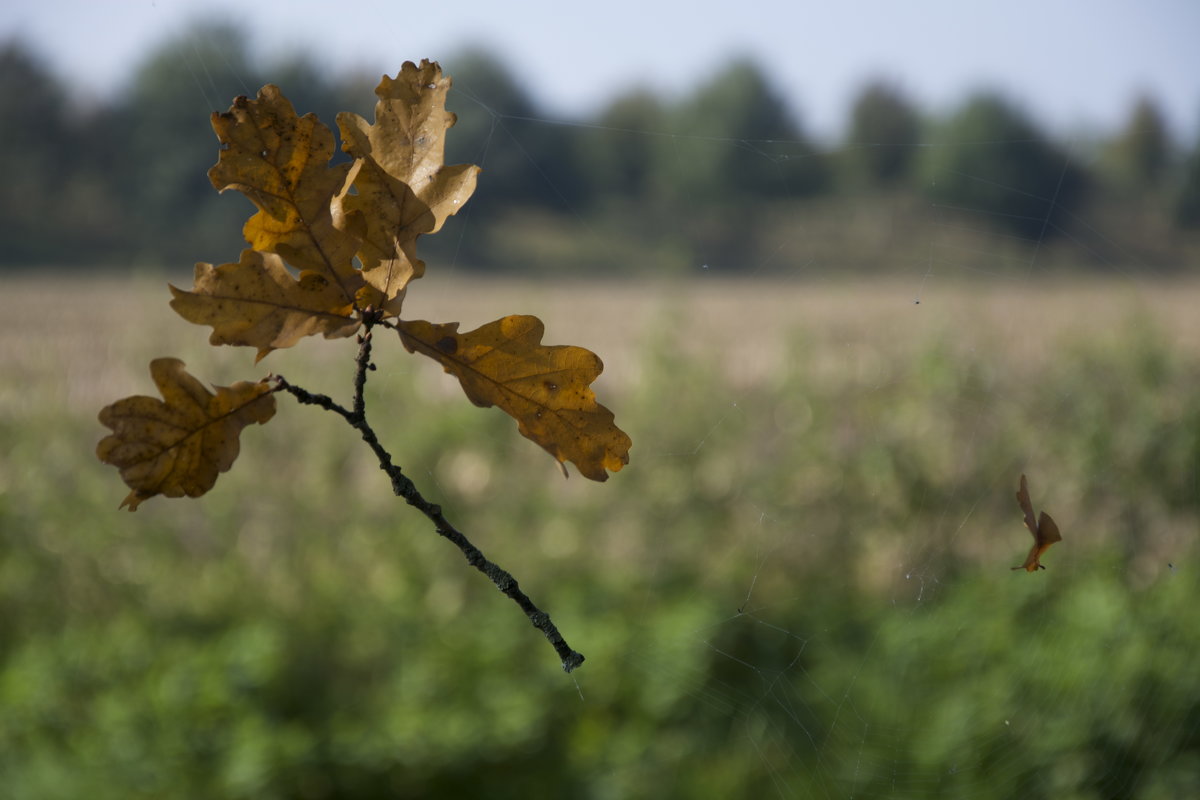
270, 318, 585, 673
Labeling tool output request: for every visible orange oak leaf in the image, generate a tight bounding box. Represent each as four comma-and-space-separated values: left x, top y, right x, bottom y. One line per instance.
96, 358, 276, 511
207, 84, 361, 284
170, 249, 360, 362
398, 316, 631, 481
1012, 473, 1062, 571
335, 60, 480, 316
174, 84, 383, 356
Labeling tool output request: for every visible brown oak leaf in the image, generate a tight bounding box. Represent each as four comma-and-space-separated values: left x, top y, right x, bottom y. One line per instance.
96, 358, 276, 510
170, 249, 360, 362
174, 84, 382, 356
208, 84, 361, 284
335, 60, 480, 316
398, 316, 631, 481
1012, 473, 1062, 571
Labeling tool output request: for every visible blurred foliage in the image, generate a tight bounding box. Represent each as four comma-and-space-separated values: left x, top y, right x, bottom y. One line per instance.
659, 57, 828, 205
114, 21, 257, 267
0, 41, 120, 263
842, 80, 922, 187
646, 58, 830, 271
918, 92, 1090, 241
579, 89, 669, 202
2, 21, 1199, 274
2, 281, 1199, 797
1174, 127, 1200, 230
0, 25, 372, 270
1103, 95, 1171, 191
442, 46, 586, 214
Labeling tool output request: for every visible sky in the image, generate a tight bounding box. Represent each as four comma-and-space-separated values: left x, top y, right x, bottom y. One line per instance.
4, 0, 1199, 141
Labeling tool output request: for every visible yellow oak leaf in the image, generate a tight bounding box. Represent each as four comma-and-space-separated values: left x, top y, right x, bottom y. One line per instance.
335, 60, 480, 315
208, 85, 361, 285
96, 358, 276, 511
174, 84, 400, 356
398, 316, 631, 481
169, 249, 360, 362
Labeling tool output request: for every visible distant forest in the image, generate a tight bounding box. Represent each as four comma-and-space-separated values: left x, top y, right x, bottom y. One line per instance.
3, 20, 1199, 275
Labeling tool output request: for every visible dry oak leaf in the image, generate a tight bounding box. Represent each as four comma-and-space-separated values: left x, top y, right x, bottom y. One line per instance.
96, 358, 276, 511
170, 249, 360, 362
398, 316, 631, 481
178, 83, 383, 356
207, 84, 361, 283
335, 60, 480, 316
1012, 473, 1062, 572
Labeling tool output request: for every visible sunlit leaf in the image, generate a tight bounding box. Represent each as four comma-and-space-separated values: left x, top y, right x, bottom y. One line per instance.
208, 84, 361, 283
96, 358, 276, 510
335, 60, 480, 315
169, 249, 360, 362
104, 61, 630, 518
173, 84, 380, 355
398, 315, 631, 481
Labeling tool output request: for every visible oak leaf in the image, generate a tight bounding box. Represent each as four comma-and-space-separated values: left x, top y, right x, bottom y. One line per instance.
207, 84, 361, 281
172, 84, 377, 358
172, 68, 476, 357
96, 358, 276, 511
335, 60, 480, 316
398, 316, 631, 481
1012, 473, 1062, 571
170, 249, 359, 362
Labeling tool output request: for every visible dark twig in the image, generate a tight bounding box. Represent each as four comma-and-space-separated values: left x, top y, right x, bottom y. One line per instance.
270, 317, 585, 673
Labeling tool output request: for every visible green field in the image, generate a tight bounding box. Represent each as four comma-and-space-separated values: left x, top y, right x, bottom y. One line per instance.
2, 274, 1198, 798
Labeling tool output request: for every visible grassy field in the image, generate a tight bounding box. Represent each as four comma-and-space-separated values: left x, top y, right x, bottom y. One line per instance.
10, 271, 1200, 402
2, 273, 1198, 798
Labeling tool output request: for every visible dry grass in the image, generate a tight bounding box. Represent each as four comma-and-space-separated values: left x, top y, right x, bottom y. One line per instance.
4, 271, 1198, 417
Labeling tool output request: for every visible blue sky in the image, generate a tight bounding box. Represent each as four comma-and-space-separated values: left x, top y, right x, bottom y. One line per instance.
4, 0, 1199, 140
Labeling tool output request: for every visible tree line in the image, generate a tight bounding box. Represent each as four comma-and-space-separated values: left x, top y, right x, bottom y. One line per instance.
2, 21, 1198, 274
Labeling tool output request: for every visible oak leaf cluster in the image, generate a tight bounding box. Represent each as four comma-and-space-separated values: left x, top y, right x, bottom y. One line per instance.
98, 61, 630, 509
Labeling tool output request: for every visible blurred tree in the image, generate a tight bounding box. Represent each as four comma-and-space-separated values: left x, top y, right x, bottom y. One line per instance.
842, 79, 921, 187
0, 40, 73, 265
327, 70, 386, 132
1105, 94, 1171, 190
435, 46, 591, 271
113, 20, 260, 267
662, 58, 826, 206
442, 46, 584, 212
651, 59, 829, 272
1173, 126, 1200, 229
265, 56, 374, 153
577, 89, 669, 202
919, 91, 1088, 240
62, 100, 131, 262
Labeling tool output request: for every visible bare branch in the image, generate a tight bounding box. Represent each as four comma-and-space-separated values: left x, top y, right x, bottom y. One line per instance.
271, 318, 585, 673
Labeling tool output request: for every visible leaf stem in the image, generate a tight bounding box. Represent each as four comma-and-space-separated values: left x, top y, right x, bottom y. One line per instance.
270, 323, 585, 673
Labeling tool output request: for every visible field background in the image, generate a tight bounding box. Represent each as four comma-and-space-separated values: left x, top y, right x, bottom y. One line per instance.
2, 273, 1198, 798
